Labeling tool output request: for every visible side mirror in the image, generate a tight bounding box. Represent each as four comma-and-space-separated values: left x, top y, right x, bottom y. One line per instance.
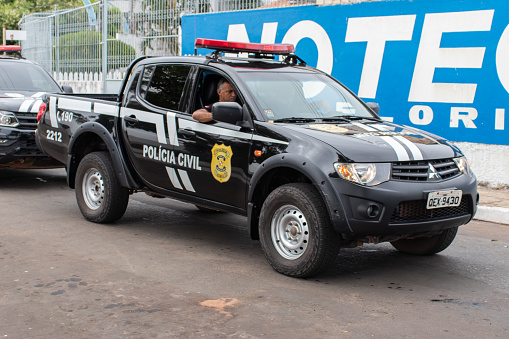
366, 102, 380, 115
61, 85, 73, 94
211, 102, 243, 125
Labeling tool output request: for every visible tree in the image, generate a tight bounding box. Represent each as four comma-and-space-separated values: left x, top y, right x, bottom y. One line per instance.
0, 0, 83, 31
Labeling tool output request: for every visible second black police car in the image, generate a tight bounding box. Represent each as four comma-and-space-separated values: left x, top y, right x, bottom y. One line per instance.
0, 45, 71, 169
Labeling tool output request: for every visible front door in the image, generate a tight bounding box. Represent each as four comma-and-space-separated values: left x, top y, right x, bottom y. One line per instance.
171, 70, 252, 210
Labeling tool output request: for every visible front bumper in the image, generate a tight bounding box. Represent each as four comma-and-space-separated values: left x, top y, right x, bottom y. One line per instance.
0, 127, 62, 169
328, 172, 478, 238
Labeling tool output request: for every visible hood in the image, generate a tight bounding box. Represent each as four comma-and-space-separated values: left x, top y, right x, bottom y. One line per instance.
0, 91, 46, 113
280, 120, 460, 162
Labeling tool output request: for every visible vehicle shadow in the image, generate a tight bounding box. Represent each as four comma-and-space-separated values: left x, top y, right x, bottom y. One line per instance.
118, 192, 466, 286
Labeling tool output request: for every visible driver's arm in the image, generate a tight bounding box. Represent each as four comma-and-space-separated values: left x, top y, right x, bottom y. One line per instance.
192, 107, 213, 122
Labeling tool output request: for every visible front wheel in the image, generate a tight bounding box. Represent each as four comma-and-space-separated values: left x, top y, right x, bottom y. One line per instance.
390, 227, 458, 255
259, 183, 340, 278
75, 151, 129, 223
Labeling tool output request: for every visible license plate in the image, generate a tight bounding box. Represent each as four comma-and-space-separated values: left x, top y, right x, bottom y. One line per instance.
426, 190, 462, 209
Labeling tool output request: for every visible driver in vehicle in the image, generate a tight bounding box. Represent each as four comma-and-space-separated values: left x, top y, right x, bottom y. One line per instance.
192, 77, 237, 122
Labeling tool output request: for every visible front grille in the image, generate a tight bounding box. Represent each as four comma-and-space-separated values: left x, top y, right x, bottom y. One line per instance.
14, 112, 38, 130
392, 158, 460, 181
390, 195, 472, 223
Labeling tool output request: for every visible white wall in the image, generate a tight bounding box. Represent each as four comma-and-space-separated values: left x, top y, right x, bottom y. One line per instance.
452, 142, 509, 188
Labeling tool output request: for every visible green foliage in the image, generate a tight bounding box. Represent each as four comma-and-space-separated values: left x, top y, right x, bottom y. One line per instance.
0, 0, 83, 31
56, 30, 135, 72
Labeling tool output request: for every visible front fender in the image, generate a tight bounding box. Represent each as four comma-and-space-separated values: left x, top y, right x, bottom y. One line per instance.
67, 122, 136, 189
248, 153, 348, 235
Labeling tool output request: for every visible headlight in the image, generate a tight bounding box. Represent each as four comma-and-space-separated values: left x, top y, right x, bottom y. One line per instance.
453, 156, 473, 176
0, 111, 19, 127
334, 162, 391, 186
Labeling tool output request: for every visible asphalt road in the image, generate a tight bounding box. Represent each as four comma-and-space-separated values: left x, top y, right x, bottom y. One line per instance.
1, 169, 508, 338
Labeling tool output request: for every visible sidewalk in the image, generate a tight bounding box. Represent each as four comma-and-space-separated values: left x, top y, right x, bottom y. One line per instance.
475, 186, 509, 225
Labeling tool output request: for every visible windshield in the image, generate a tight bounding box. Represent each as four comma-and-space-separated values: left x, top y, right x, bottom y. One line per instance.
0, 62, 61, 92
239, 71, 375, 120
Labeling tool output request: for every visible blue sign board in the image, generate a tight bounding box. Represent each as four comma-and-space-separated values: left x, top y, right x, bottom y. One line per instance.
182, 0, 509, 145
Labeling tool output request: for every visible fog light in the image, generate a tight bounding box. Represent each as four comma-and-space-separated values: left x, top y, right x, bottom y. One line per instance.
350, 197, 384, 220
366, 204, 381, 218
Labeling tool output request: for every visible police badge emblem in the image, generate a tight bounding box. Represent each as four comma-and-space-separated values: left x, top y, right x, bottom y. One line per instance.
211, 144, 233, 183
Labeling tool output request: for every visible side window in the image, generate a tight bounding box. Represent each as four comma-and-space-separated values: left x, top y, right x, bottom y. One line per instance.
123, 69, 141, 108
139, 64, 191, 110
193, 70, 243, 110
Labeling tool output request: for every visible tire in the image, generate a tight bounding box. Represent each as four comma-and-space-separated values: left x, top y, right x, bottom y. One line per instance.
390, 227, 458, 255
75, 151, 129, 223
259, 183, 340, 278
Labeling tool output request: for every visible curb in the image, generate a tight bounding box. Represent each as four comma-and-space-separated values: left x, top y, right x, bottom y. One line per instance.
473, 206, 509, 225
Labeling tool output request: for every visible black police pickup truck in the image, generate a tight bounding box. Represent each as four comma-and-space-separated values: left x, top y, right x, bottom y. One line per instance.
36, 39, 478, 277
0, 46, 71, 169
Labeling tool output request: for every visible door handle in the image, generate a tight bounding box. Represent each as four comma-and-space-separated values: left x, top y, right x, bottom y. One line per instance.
124, 115, 139, 124
178, 128, 196, 138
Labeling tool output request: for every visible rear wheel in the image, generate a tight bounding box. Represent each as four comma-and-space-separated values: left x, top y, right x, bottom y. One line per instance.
75, 151, 129, 223
259, 183, 340, 278
390, 227, 458, 255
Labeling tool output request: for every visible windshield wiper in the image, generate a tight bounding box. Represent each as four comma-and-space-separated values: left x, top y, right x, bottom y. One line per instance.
338, 115, 382, 122
321, 116, 350, 123
272, 117, 316, 123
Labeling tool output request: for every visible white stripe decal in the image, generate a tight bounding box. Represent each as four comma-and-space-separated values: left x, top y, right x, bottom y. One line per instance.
252, 134, 289, 145
94, 103, 118, 116
58, 98, 92, 112
167, 112, 179, 146
18, 100, 33, 112
30, 100, 43, 113
178, 119, 250, 139
352, 122, 410, 161
370, 123, 389, 131
49, 96, 58, 128
372, 124, 423, 160
121, 107, 166, 144
178, 119, 288, 145
31, 92, 45, 98
166, 167, 183, 190
380, 136, 410, 161
351, 121, 377, 132
177, 169, 195, 192
394, 135, 423, 161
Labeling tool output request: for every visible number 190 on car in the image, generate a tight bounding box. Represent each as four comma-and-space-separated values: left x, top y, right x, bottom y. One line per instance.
427, 190, 462, 209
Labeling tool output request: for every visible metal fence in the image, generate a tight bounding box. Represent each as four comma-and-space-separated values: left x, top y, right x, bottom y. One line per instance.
19, 0, 361, 92
19, 0, 184, 92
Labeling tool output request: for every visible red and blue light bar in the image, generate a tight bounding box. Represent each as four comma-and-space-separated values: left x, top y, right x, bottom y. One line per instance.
195, 38, 295, 55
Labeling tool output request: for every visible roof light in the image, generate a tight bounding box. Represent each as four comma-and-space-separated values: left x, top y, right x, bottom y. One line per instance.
0, 46, 21, 52
195, 38, 295, 55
